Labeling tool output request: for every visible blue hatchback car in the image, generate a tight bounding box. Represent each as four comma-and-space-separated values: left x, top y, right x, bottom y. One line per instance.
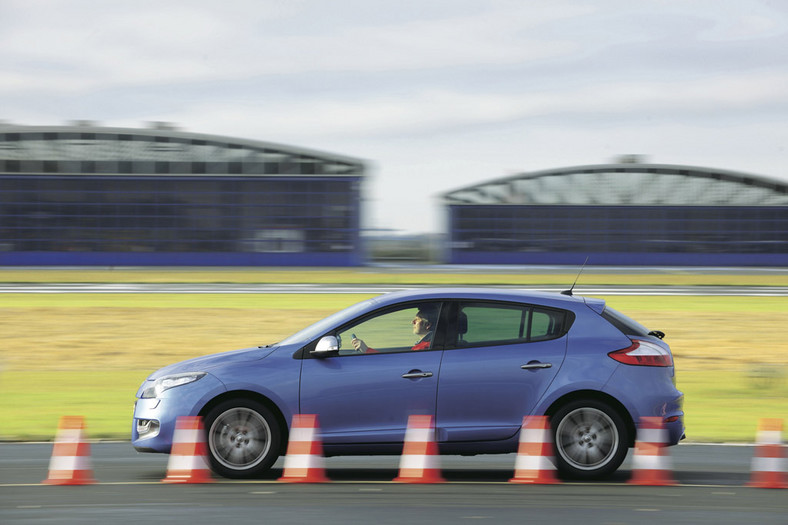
132, 288, 684, 479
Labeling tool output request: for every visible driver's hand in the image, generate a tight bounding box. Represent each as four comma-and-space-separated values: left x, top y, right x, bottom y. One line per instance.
351, 337, 368, 353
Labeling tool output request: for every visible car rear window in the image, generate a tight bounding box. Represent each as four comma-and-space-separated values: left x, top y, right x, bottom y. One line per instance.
601, 307, 650, 337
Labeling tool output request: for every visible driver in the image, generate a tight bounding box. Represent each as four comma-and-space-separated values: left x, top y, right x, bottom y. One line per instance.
351, 305, 438, 353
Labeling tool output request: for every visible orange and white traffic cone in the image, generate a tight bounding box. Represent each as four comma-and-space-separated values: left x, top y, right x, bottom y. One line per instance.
43, 415, 96, 485
629, 416, 676, 486
162, 416, 213, 484
394, 414, 445, 483
748, 418, 786, 489
279, 414, 329, 483
509, 415, 559, 484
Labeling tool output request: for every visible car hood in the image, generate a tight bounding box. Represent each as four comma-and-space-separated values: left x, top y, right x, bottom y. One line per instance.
146, 345, 277, 379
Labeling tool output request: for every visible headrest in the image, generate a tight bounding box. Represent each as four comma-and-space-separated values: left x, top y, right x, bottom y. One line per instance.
458, 311, 468, 335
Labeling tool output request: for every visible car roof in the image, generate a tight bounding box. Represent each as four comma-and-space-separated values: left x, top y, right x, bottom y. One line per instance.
369, 287, 605, 313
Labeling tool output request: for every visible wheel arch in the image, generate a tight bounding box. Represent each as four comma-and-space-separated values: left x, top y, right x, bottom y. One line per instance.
543, 390, 635, 447
198, 390, 290, 455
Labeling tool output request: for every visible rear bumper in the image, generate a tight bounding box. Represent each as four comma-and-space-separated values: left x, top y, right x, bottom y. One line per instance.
603, 365, 684, 445
664, 411, 686, 446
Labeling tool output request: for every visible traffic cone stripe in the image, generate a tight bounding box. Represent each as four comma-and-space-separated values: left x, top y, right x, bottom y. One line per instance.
521, 427, 551, 443
52, 427, 82, 442
404, 427, 433, 442
517, 441, 552, 456
513, 454, 556, 471
399, 454, 440, 470
51, 440, 91, 458
402, 440, 439, 455
171, 441, 208, 455
755, 445, 785, 459
167, 454, 211, 472
49, 455, 92, 472
757, 430, 783, 445
633, 453, 673, 471
285, 440, 324, 456
290, 426, 317, 442
637, 428, 668, 443
282, 454, 324, 470
634, 442, 663, 456
170, 427, 202, 444
752, 456, 786, 473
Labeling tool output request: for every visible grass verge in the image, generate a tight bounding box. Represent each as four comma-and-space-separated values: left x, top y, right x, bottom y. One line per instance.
1, 267, 787, 286
1, 369, 784, 442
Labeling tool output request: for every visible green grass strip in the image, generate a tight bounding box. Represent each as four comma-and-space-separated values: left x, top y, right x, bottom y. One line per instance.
1, 268, 787, 286
1, 369, 785, 442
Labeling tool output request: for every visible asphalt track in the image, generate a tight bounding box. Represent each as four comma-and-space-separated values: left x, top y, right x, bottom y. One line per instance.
1, 443, 786, 524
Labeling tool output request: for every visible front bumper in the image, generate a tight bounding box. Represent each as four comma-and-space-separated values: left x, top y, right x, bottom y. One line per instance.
131, 373, 226, 453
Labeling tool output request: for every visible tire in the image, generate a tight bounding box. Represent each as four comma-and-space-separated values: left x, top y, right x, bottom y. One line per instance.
203, 399, 282, 479
551, 399, 629, 480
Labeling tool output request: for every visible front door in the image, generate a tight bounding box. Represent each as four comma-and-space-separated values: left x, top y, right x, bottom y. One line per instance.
300, 302, 445, 444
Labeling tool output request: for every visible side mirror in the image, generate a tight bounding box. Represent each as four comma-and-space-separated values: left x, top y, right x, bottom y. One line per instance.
311, 335, 339, 357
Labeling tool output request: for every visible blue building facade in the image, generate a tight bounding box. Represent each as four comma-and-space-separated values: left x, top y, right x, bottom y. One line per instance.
0, 123, 365, 266
443, 162, 788, 266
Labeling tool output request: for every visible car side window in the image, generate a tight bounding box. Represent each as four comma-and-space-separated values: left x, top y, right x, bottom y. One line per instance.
336, 302, 443, 355
458, 304, 529, 346
455, 302, 568, 348
530, 308, 567, 341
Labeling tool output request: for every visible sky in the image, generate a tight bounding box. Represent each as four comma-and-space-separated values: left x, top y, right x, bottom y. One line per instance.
2, 0, 787, 234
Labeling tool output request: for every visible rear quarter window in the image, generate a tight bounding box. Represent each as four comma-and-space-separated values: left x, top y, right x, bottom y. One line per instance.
601, 307, 650, 337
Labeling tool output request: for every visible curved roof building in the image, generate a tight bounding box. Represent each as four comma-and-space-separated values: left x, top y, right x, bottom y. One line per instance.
443, 161, 788, 266
0, 122, 365, 266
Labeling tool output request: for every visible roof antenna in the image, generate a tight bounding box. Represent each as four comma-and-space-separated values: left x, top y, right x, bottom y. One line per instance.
561, 256, 589, 296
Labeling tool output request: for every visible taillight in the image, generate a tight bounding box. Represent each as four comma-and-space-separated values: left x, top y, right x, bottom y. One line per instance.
608, 339, 673, 367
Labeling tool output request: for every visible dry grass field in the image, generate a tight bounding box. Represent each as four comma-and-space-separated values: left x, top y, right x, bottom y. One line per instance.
0, 294, 370, 373
1, 293, 785, 373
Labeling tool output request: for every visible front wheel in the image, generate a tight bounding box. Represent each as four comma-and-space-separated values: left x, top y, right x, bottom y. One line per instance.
551, 399, 629, 480
203, 399, 282, 479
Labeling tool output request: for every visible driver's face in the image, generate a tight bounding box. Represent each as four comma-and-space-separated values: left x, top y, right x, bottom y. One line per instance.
412, 315, 431, 336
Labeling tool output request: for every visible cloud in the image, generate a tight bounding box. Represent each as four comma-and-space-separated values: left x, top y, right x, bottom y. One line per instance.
2, 0, 788, 233
0, 1, 588, 94
147, 67, 788, 145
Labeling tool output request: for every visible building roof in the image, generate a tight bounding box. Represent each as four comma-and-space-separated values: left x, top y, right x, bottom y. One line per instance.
0, 122, 364, 177
443, 161, 788, 207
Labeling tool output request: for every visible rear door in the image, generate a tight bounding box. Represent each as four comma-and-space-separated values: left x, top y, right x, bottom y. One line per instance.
435, 301, 569, 442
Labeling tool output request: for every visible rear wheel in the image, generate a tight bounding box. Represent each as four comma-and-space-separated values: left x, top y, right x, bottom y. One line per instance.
551, 399, 629, 480
204, 399, 282, 479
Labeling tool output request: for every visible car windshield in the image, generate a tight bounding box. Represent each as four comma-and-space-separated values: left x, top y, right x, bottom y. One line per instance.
277, 298, 376, 346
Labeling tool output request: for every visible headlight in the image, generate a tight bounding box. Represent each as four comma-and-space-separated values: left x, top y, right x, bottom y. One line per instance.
141, 372, 206, 399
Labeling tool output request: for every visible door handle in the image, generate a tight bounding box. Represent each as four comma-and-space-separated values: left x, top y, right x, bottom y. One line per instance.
521, 362, 552, 370
402, 371, 433, 378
